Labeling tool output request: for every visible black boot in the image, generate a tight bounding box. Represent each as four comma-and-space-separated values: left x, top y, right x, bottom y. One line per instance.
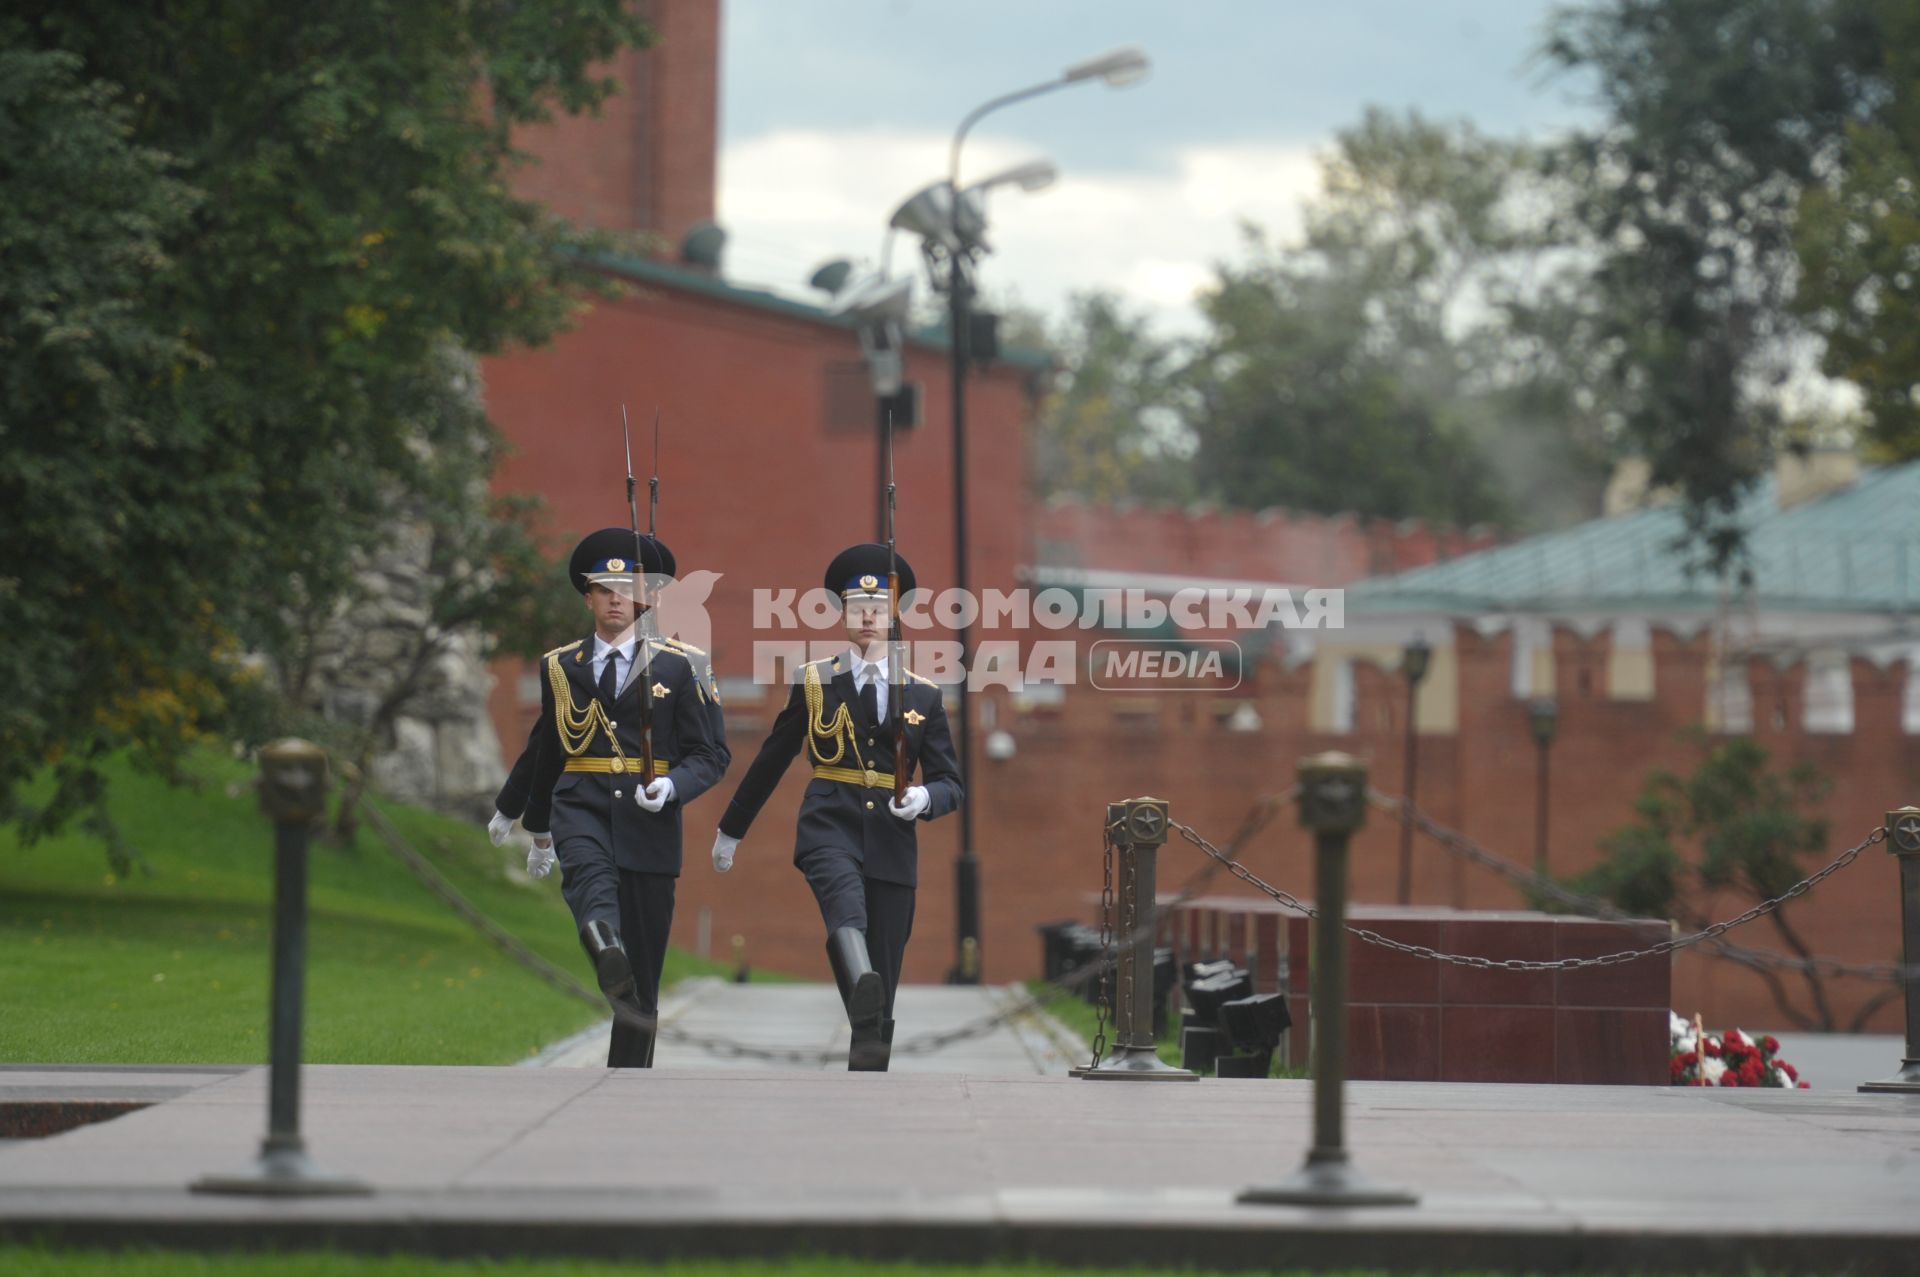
582, 921, 652, 1069
874, 1017, 895, 1073
827, 927, 886, 1070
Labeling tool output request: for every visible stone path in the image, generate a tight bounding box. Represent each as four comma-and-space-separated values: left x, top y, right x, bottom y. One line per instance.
2, 1061, 1916, 1273
524, 979, 1086, 1074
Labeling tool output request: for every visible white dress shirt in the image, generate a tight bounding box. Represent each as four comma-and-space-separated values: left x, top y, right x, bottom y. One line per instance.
852, 650, 889, 723
592, 634, 637, 697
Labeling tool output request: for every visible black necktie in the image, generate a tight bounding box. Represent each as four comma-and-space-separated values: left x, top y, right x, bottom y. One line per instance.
860, 675, 879, 727
599, 649, 620, 707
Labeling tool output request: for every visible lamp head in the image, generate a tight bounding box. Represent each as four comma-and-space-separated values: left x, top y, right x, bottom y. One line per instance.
1063, 46, 1150, 87
808, 258, 854, 297
1528, 696, 1559, 746
889, 181, 982, 254
969, 159, 1058, 195
1403, 634, 1432, 685
831, 272, 913, 326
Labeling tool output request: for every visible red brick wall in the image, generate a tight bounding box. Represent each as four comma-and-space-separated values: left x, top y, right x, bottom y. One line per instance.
507, 0, 718, 244
641, 618, 1911, 1038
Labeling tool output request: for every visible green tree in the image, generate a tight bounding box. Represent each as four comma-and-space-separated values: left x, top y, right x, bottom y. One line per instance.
1, 4, 652, 848
1559, 737, 1890, 1031
1541, 0, 1892, 569
1794, 0, 1920, 455
1181, 111, 1609, 529
1033, 292, 1191, 504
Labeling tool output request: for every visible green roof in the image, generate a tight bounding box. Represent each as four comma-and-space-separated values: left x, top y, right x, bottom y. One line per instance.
588, 253, 1054, 373
1349, 461, 1920, 615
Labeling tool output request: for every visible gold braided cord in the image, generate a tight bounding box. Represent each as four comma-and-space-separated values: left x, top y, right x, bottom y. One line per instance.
802, 662, 852, 766
545, 650, 634, 773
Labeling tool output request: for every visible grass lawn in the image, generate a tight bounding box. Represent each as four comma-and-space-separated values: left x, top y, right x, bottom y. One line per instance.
0, 1251, 1721, 1277
0, 751, 742, 1065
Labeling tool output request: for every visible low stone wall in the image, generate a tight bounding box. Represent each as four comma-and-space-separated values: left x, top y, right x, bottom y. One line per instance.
1165, 897, 1670, 1085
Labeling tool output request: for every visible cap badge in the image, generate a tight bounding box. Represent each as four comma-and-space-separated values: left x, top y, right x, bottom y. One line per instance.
606, 557, 625, 572
859, 574, 879, 591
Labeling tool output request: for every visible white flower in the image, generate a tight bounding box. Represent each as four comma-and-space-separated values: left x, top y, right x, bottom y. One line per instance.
1669, 1011, 1691, 1041
1701, 1056, 1728, 1084
1772, 1065, 1792, 1088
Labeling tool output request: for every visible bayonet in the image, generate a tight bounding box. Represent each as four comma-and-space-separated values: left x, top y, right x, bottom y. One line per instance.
621, 404, 656, 785
885, 410, 908, 802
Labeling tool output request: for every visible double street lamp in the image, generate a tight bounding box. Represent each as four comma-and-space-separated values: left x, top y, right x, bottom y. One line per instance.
889, 46, 1150, 984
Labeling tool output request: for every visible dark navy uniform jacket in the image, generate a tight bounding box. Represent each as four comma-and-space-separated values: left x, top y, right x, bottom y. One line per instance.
495, 638, 730, 821
522, 635, 729, 876
718, 652, 962, 887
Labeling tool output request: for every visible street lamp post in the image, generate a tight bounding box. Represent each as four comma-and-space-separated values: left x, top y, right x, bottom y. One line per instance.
1396, 635, 1432, 905
1529, 697, 1559, 874
927, 47, 1148, 985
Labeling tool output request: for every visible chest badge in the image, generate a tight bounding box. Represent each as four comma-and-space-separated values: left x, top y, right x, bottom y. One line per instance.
904, 709, 925, 725
651, 682, 669, 698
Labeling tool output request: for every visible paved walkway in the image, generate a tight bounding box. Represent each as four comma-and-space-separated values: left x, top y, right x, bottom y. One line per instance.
2, 1064, 1917, 1273
524, 979, 1087, 1074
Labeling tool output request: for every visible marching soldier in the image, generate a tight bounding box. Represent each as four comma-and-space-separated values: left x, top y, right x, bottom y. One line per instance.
709, 543, 962, 1071
519, 527, 728, 1067
487, 534, 730, 873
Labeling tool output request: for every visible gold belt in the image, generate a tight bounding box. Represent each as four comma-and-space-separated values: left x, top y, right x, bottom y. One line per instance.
812, 764, 897, 790
564, 757, 670, 777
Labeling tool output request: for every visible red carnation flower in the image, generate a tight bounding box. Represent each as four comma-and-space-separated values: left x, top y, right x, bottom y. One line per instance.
1797, 1081, 1810, 1089
1719, 1071, 1742, 1086
1703, 1038, 1722, 1057
1723, 1029, 1746, 1048
1739, 1060, 1765, 1086
1781, 1062, 1798, 1081
1761, 1035, 1780, 1054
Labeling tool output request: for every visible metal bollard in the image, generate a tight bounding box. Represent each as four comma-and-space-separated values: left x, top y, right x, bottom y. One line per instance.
1240, 752, 1415, 1206
194, 740, 370, 1197
1080, 797, 1197, 1081
1861, 806, 1920, 1094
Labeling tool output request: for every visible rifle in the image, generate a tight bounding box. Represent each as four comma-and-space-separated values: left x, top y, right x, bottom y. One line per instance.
622, 405, 656, 785
884, 410, 908, 803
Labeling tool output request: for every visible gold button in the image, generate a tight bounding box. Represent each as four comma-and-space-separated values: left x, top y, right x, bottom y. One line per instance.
865, 801, 875, 810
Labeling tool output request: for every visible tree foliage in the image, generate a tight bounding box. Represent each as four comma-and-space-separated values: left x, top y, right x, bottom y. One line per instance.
1542, 0, 1892, 568
1032, 293, 1190, 504
1793, 0, 1920, 455
0, 4, 652, 846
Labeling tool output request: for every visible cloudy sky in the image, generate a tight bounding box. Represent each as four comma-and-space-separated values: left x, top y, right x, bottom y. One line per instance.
716, 0, 1601, 334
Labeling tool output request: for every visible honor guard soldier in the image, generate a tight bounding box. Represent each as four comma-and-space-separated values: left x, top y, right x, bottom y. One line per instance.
487, 534, 730, 857
520, 527, 728, 1067
709, 544, 962, 1071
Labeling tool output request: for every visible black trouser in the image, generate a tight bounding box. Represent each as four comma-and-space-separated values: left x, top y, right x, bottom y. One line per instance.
558, 837, 674, 1066
798, 846, 915, 1018
606, 868, 675, 1066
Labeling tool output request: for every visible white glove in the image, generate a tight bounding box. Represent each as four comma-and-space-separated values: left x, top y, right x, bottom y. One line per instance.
636, 776, 675, 813
526, 835, 556, 880
712, 832, 739, 873
888, 785, 930, 821
487, 809, 514, 846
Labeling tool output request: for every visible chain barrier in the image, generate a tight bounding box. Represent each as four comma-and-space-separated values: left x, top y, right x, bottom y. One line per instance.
360, 787, 1298, 1066
1169, 811, 1909, 976
1089, 818, 1115, 1068
1372, 791, 1917, 982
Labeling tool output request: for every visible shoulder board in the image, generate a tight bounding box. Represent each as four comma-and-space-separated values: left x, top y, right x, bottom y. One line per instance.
661, 637, 707, 656
904, 670, 939, 687
544, 639, 585, 661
